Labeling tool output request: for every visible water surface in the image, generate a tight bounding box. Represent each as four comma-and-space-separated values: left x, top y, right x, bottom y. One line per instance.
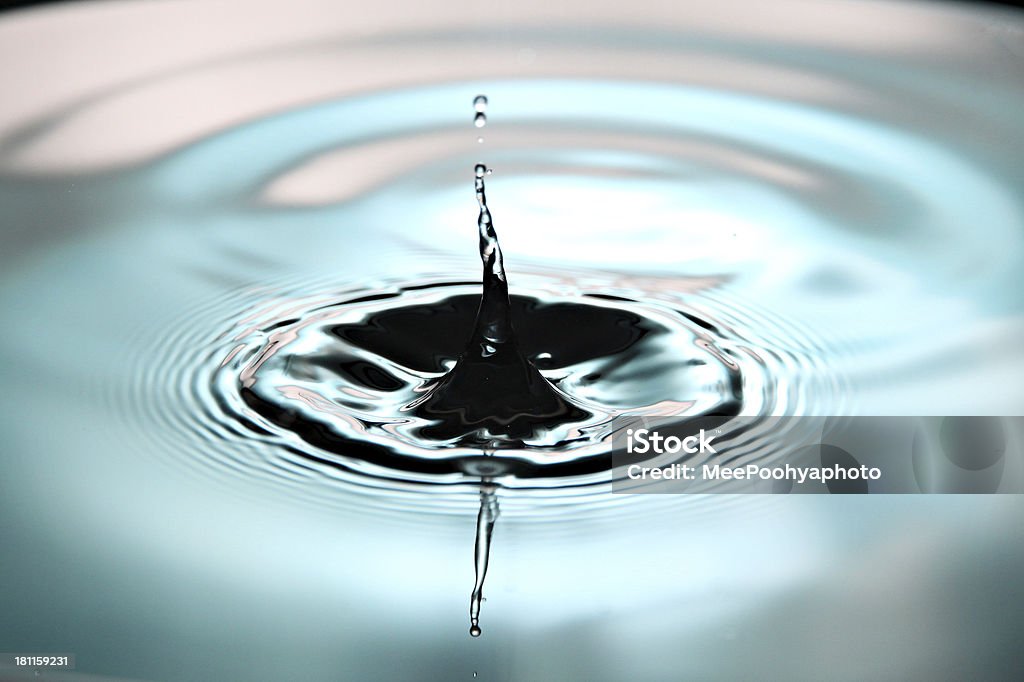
1, 1, 1023, 680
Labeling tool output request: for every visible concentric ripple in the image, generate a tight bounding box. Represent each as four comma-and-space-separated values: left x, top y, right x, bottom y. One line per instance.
110, 259, 843, 516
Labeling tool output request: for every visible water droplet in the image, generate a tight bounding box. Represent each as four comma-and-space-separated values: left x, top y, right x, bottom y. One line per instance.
473, 96, 488, 128
474, 163, 487, 178
477, 136, 484, 144
470, 624, 482, 637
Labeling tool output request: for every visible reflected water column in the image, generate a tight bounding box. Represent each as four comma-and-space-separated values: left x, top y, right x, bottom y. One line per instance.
469, 480, 499, 637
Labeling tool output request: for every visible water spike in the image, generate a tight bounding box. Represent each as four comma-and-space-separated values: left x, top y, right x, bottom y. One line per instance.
409, 96, 588, 442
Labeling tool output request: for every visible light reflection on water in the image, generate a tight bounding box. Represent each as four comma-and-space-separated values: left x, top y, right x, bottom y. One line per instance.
1, 0, 1023, 680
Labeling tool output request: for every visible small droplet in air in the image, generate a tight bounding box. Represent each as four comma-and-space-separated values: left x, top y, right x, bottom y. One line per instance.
477, 136, 484, 144
473, 95, 488, 128
470, 624, 482, 637
475, 164, 487, 178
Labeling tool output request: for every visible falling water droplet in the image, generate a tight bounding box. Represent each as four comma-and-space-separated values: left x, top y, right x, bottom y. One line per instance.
469, 482, 499, 638
474, 94, 488, 129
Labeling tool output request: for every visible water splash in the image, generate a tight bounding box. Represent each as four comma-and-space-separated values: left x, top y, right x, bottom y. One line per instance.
410, 117, 589, 445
